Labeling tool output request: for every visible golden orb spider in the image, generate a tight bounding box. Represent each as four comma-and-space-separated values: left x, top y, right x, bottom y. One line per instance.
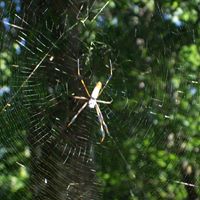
67, 59, 113, 143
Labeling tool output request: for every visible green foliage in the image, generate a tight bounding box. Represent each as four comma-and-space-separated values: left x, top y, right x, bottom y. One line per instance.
0, 51, 12, 83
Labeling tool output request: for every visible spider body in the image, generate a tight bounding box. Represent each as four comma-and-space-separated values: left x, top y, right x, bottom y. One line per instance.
67, 60, 112, 143
88, 81, 102, 108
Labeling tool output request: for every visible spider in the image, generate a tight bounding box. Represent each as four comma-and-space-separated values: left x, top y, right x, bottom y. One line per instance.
67, 59, 113, 143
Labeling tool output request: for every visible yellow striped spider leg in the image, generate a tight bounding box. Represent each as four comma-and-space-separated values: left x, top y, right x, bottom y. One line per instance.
67, 59, 112, 143
67, 102, 88, 128
95, 103, 110, 142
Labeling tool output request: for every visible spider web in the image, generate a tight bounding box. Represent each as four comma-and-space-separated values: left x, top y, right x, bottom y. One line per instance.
0, 1, 200, 200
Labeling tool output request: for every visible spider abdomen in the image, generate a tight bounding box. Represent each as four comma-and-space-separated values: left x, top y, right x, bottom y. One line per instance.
91, 81, 102, 99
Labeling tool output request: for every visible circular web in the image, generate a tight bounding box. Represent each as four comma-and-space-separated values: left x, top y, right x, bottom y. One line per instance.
0, 1, 200, 200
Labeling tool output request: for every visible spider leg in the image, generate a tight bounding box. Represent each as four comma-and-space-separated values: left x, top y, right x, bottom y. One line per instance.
95, 103, 110, 143
96, 99, 113, 104
96, 104, 110, 134
73, 96, 88, 101
67, 102, 88, 127
98, 59, 113, 96
95, 105, 106, 143
77, 59, 90, 97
